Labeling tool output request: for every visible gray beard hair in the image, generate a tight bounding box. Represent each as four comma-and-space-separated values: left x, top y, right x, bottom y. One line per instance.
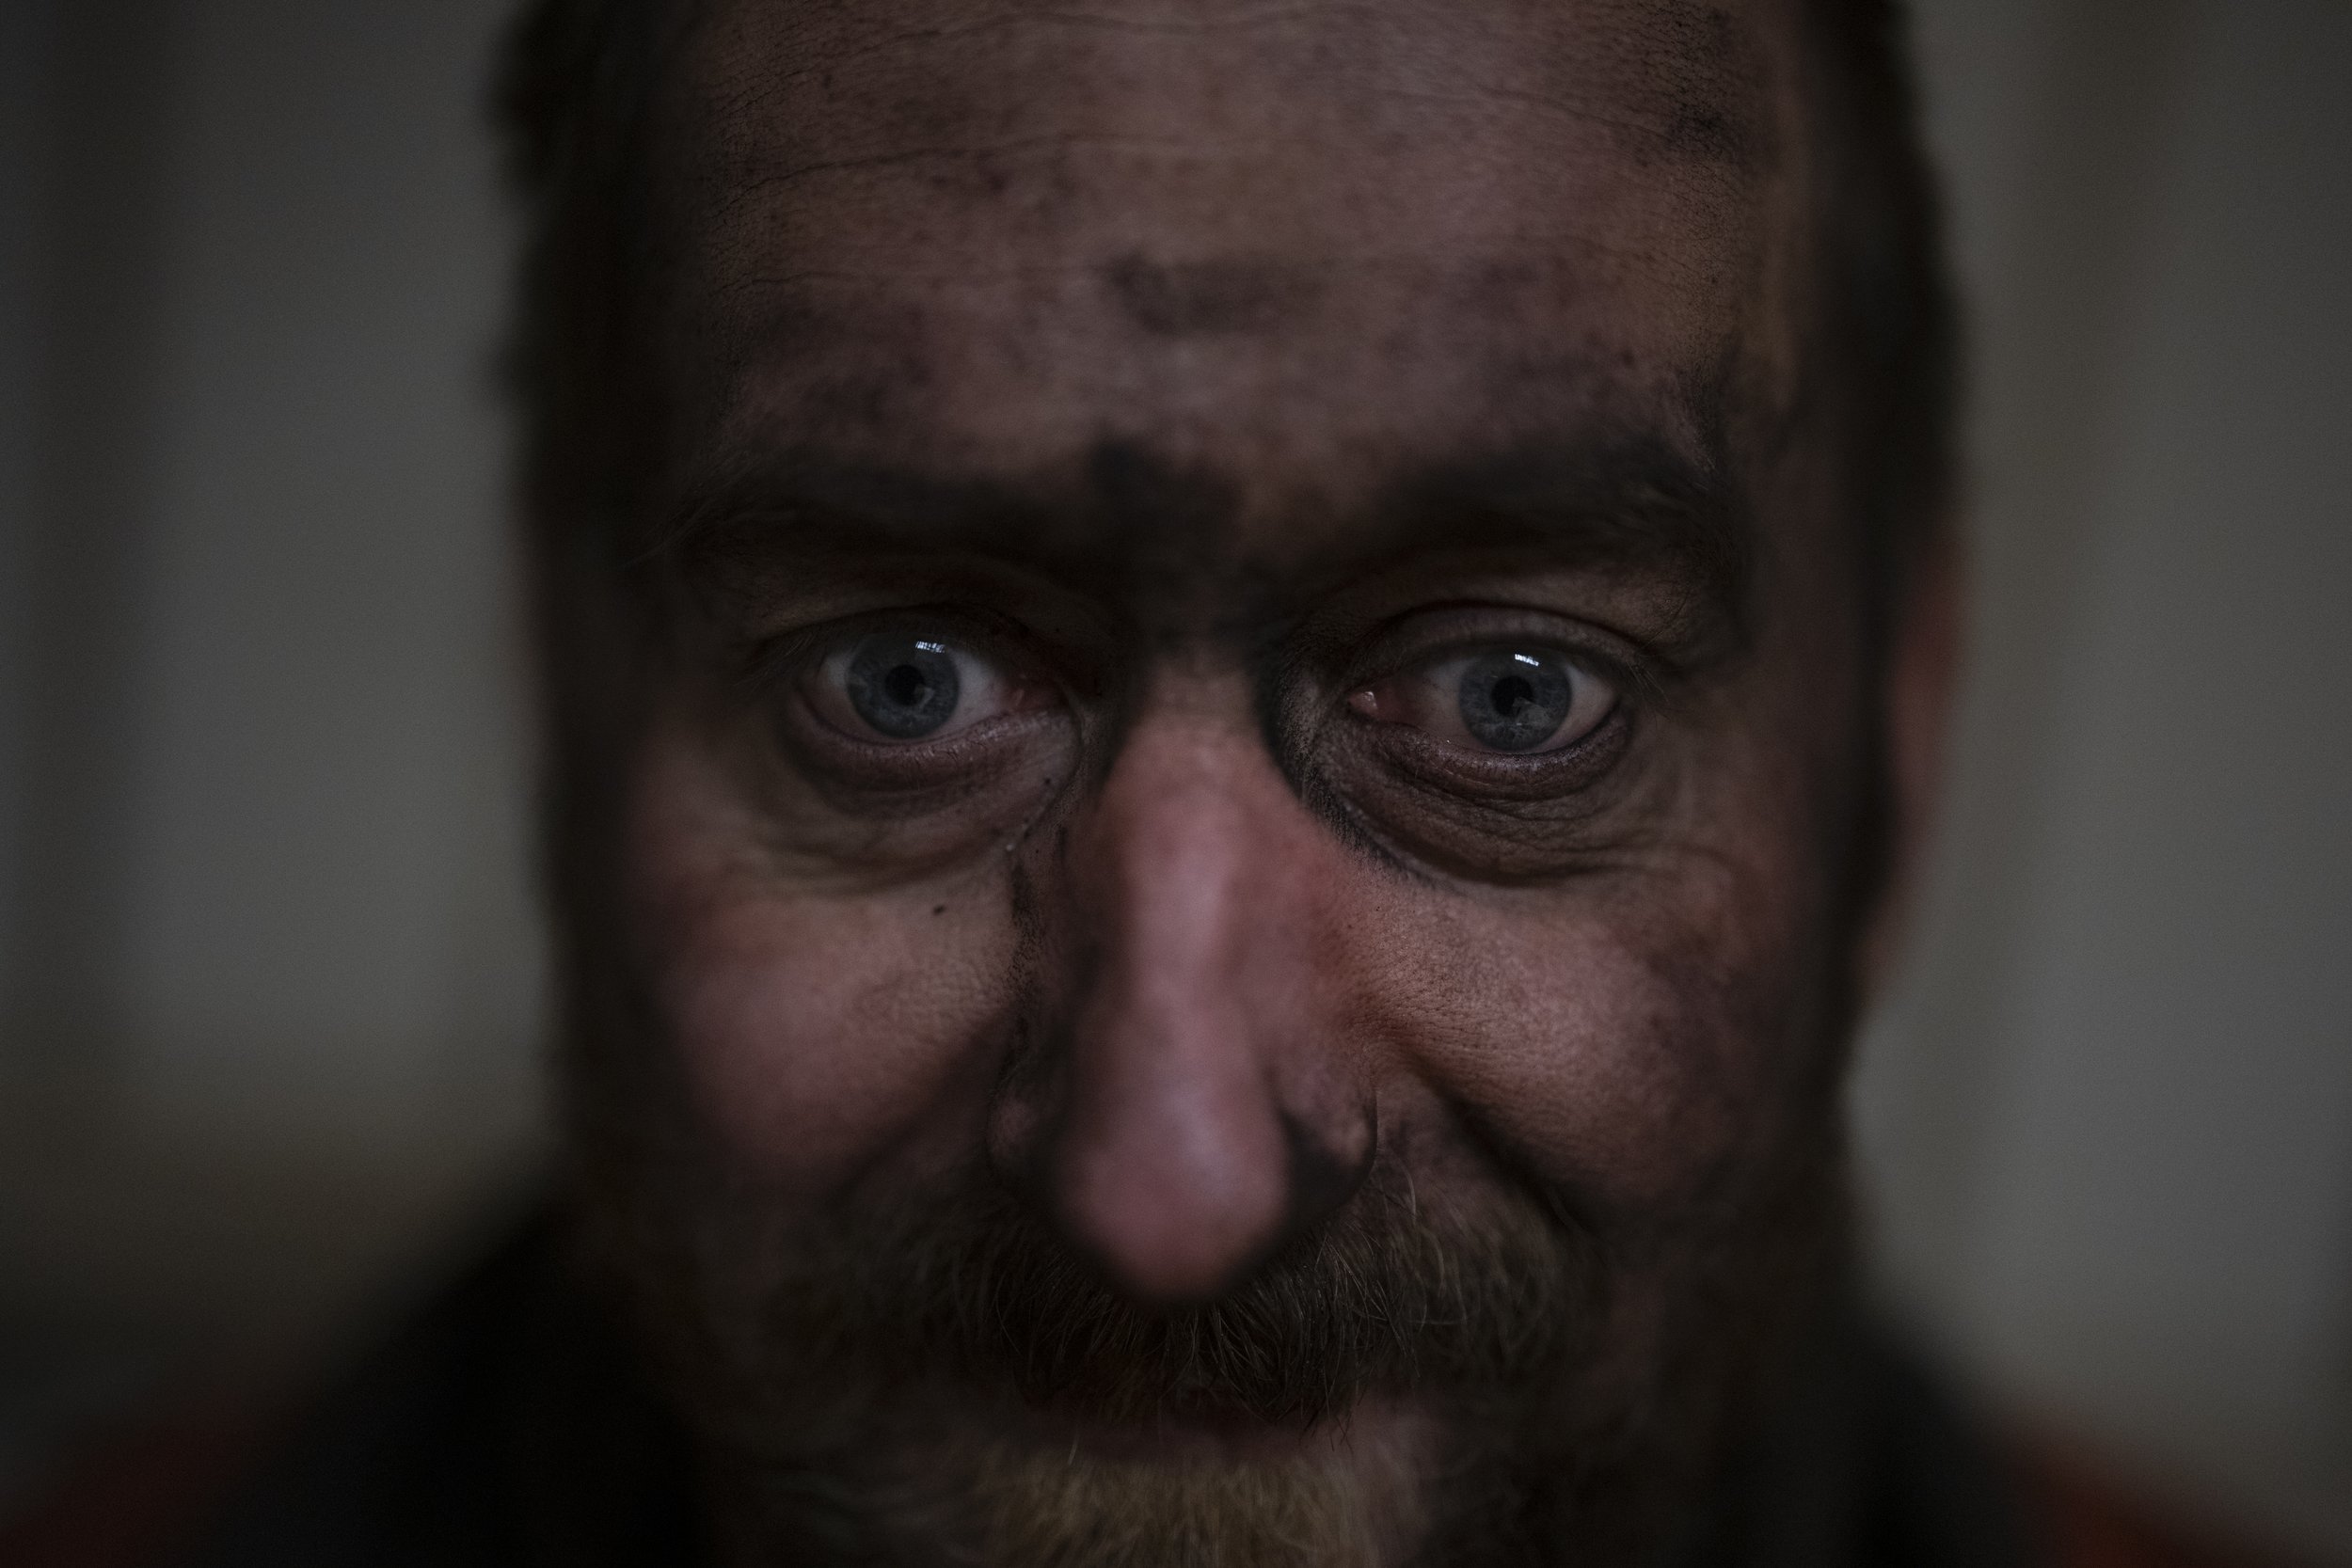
565, 1085, 1851, 1568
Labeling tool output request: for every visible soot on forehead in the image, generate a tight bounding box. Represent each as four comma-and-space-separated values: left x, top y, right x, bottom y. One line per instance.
658, 0, 1797, 578
671, 0, 1785, 231
1077, 438, 1256, 623
1101, 253, 1326, 340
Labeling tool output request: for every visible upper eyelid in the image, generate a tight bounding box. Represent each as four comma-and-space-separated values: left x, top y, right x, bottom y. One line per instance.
1345, 612, 1652, 694
748, 607, 1028, 684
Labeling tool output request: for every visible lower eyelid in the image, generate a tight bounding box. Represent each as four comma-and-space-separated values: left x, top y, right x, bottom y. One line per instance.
1359, 701, 1633, 792
773, 705, 1073, 808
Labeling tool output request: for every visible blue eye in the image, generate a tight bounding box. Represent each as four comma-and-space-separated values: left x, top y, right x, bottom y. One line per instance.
1351, 643, 1618, 756
803, 627, 1058, 746
844, 636, 961, 739
1455, 650, 1574, 752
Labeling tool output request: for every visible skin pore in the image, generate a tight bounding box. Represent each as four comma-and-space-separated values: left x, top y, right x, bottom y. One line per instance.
548, 1, 1958, 1563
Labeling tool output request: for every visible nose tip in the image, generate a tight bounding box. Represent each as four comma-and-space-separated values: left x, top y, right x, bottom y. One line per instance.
1058, 1121, 1376, 1306
1025, 699, 1374, 1304
1051, 1007, 1378, 1304
1052, 1033, 1290, 1303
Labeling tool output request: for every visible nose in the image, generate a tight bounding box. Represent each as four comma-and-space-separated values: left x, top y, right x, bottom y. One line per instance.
1024, 682, 1373, 1304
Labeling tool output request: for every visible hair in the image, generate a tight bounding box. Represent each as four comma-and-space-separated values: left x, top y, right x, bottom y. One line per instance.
491, 0, 678, 592
1796, 0, 1962, 662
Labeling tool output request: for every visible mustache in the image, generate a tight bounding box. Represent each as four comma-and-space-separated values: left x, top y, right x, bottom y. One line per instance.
719, 1160, 1604, 1430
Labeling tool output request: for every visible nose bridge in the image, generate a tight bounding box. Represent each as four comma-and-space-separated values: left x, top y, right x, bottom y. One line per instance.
1093, 715, 1268, 1020
1042, 694, 1361, 1303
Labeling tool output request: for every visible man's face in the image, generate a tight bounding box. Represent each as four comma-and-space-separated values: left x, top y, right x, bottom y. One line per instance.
567, 0, 1903, 1561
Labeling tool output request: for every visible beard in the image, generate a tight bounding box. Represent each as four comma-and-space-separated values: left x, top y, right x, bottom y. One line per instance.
565, 1049, 1851, 1568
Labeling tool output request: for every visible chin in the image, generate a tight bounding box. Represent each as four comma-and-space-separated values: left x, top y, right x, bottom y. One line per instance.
863, 1396, 1440, 1568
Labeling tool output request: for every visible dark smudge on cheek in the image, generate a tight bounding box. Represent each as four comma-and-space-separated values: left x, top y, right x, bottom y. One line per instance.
1006, 852, 1039, 945
1598, 820, 1859, 1212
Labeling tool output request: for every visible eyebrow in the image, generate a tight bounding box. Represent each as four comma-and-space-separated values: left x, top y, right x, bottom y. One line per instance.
654, 427, 1750, 641
1369, 431, 1750, 626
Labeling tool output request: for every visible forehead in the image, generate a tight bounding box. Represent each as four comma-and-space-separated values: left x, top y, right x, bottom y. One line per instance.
651, 0, 1806, 536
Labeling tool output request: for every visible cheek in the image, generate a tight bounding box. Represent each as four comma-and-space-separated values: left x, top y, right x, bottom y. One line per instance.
1376, 628, 1872, 1214
1371, 847, 1826, 1216
624, 732, 1017, 1202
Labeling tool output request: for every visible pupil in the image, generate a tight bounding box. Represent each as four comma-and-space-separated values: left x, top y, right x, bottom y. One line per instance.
843, 636, 961, 739
1491, 674, 1535, 717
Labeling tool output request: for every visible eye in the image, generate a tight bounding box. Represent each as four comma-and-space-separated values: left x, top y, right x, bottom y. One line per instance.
802, 630, 1050, 744
1349, 646, 1617, 755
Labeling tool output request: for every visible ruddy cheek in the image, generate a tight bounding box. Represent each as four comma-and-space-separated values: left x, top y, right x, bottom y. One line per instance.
1391, 904, 1780, 1214
654, 895, 1007, 1195
624, 736, 1014, 1200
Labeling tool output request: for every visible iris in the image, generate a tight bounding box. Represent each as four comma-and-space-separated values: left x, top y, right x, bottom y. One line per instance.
1457, 650, 1573, 752
845, 636, 961, 739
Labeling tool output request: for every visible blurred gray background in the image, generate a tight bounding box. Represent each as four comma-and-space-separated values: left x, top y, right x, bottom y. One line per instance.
1, 0, 2347, 1556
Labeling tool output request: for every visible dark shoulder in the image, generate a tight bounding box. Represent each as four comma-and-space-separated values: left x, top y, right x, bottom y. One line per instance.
173, 1212, 701, 1568
1692, 1306, 2046, 1568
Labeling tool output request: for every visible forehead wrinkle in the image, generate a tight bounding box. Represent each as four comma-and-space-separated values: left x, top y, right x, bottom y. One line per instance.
675, 0, 1779, 194
672, 3, 1369, 186
689, 0, 1775, 117
666, 0, 1791, 291
660, 0, 1810, 564
666, 3, 1791, 346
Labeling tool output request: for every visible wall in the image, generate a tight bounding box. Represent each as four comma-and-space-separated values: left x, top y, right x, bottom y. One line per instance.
0, 0, 543, 1394
1856, 0, 2352, 1550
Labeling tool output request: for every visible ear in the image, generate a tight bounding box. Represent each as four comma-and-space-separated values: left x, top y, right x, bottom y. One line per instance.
1859, 521, 1965, 994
